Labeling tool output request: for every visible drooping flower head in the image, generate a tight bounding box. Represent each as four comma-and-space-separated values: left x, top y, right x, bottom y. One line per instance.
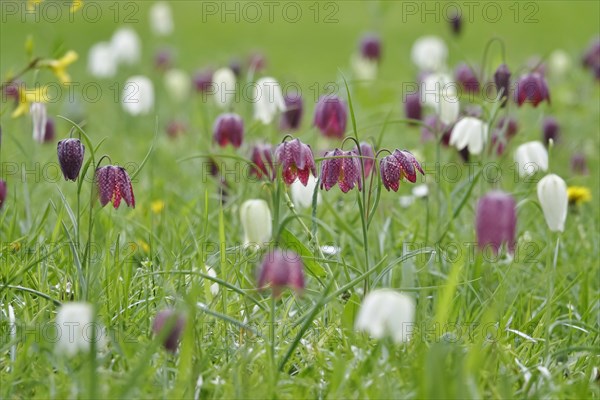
30, 102, 47, 143
537, 174, 568, 232
476, 191, 517, 254
355, 289, 415, 344
213, 113, 244, 148
149, 1, 174, 36
280, 92, 303, 131
111, 28, 140, 66
274, 138, 317, 186
320, 148, 362, 193
455, 63, 479, 94
249, 143, 275, 180
240, 199, 272, 248
154, 47, 173, 71
514, 141, 548, 177
193, 68, 213, 93
570, 152, 589, 175
95, 165, 135, 209
122, 76, 154, 116
152, 309, 185, 353
404, 91, 422, 123
359, 33, 382, 62
542, 116, 560, 145
379, 149, 424, 192
494, 64, 511, 106
253, 77, 286, 125
354, 142, 375, 178
313, 95, 348, 138
449, 117, 488, 155
514, 72, 550, 107
257, 249, 305, 298
411, 36, 448, 72
449, 12, 462, 35
57, 138, 85, 181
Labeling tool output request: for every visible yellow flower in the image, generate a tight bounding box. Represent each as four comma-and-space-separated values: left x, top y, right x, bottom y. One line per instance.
70, 0, 83, 12
45, 50, 79, 85
11, 85, 51, 118
26, 0, 43, 11
567, 186, 592, 205
138, 240, 150, 253
151, 200, 165, 214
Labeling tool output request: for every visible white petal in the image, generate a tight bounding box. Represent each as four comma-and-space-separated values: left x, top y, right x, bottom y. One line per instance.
150, 2, 174, 36
537, 174, 568, 232
122, 76, 154, 115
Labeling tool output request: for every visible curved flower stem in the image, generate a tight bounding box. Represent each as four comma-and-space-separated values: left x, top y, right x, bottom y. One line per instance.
479, 37, 507, 84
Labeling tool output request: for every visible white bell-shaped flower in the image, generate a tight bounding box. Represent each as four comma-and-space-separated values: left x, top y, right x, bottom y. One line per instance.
449, 117, 488, 155
87, 42, 117, 78
111, 27, 141, 66
149, 1, 174, 36
253, 77, 286, 124
537, 174, 568, 232
514, 141, 548, 177
355, 289, 415, 344
212, 68, 237, 109
239, 199, 272, 248
30, 102, 47, 143
122, 75, 154, 116
411, 36, 448, 72
55, 302, 104, 357
164, 69, 191, 103
351, 54, 378, 82
290, 175, 321, 210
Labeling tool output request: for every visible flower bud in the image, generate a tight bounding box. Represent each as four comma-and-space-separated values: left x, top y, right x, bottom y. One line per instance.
213, 113, 244, 148
253, 77, 286, 125
514, 73, 550, 107
95, 165, 135, 208
314, 95, 348, 138
154, 48, 173, 71
570, 152, 589, 175
0, 179, 6, 210
476, 191, 517, 254
355, 289, 415, 344
240, 199, 272, 247
30, 102, 47, 143
403, 92, 422, 123
57, 138, 85, 181
166, 119, 187, 138
152, 309, 185, 353
449, 13, 462, 35
360, 33, 381, 62
355, 142, 375, 178
449, 117, 488, 155
455, 63, 479, 94
494, 64, 511, 107
257, 249, 305, 297
514, 141, 548, 177
193, 68, 213, 93
542, 116, 560, 145
43, 118, 56, 143
537, 174, 568, 232
280, 92, 303, 131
